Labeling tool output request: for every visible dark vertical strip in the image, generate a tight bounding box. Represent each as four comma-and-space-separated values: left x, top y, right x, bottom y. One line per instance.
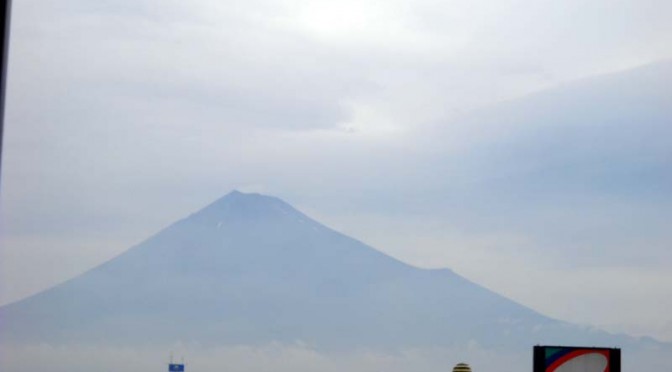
610, 348, 621, 372
533, 346, 545, 372
0, 0, 12, 181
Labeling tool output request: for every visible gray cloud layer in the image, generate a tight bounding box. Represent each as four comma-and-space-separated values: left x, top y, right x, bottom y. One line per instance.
2, 0, 672, 344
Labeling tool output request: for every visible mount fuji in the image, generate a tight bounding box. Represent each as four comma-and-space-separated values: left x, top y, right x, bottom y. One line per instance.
0, 191, 659, 350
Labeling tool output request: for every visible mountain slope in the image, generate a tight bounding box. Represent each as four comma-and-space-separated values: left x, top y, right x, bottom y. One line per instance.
0, 191, 655, 349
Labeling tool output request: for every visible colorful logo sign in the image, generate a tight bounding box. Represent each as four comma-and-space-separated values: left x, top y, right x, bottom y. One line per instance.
533, 346, 620, 372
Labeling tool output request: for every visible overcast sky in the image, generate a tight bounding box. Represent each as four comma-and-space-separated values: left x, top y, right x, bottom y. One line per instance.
1, 0, 672, 343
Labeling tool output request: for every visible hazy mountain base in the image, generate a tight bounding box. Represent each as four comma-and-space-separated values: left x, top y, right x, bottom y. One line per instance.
2, 192, 670, 370
0, 192, 652, 351
1, 341, 668, 372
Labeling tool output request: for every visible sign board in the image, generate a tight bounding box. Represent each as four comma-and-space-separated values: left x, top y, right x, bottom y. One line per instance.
533, 346, 620, 372
169, 364, 185, 372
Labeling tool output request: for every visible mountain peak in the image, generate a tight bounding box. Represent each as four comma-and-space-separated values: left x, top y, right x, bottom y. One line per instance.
223, 189, 261, 198
190, 190, 307, 225
216, 189, 284, 206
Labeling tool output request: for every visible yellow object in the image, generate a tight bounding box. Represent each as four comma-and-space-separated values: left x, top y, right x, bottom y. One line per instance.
452, 362, 472, 372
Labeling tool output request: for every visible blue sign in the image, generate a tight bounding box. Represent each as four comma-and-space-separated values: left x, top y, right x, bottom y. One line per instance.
169, 364, 185, 372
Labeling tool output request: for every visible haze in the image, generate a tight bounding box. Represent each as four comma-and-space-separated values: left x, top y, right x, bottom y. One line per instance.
1, 0, 671, 348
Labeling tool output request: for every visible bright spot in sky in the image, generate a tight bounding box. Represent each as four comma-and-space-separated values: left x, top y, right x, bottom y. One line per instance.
279, 0, 431, 48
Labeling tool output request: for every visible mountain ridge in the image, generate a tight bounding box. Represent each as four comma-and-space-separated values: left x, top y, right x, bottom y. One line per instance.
0, 192, 664, 351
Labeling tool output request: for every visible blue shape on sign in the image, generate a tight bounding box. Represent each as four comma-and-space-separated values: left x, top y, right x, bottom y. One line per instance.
169, 364, 185, 372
